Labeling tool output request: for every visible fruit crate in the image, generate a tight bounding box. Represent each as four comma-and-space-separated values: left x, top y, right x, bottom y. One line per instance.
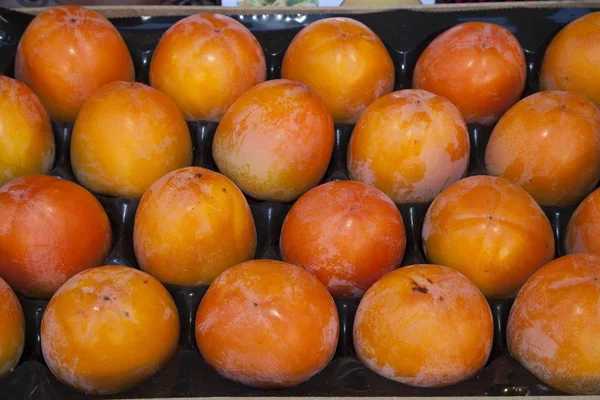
0, 1, 599, 399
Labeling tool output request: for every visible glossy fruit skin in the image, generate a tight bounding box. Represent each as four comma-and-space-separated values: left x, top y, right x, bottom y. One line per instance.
71, 81, 192, 198
195, 259, 339, 388
41, 266, 179, 395
0, 175, 111, 299
15, 6, 134, 123
485, 91, 600, 207
347, 89, 470, 203
280, 180, 406, 297
0, 277, 25, 378
212, 79, 334, 202
413, 22, 526, 125
281, 17, 394, 124
540, 12, 600, 107
150, 13, 266, 122
508, 254, 600, 395
566, 188, 600, 255
354, 264, 493, 387
134, 166, 257, 285
422, 175, 554, 299
0, 75, 55, 187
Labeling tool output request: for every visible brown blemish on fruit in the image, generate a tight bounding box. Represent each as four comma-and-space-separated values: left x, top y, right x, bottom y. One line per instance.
103, 296, 110, 301
410, 279, 428, 294
195, 173, 202, 178
412, 286, 428, 294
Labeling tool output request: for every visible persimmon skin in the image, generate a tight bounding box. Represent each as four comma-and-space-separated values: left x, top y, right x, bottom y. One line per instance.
485, 91, 600, 207
195, 260, 339, 388
212, 79, 334, 202
71, 81, 192, 198
280, 180, 406, 297
422, 176, 554, 299
0, 277, 25, 377
150, 13, 266, 122
133, 166, 257, 285
347, 89, 470, 203
508, 254, 600, 395
413, 22, 526, 125
566, 188, 600, 255
354, 264, 493, 387
540, 12, 600, 107
41, 266, 179, 395
281, 17, 394, 124
0, 75, 54, 187
0, 175, 111, 299
15, 6, 134, 122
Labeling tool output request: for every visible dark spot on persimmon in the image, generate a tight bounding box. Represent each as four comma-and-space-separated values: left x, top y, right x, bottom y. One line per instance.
350, 204, 357, 211
488, 216, 493, 220
561, 104, 567, 109
253, 302, 258, 307
103, 296, 110, 301
195, 173, 202, 178
124, 311, 130, 317
222, 188, 227, 193
439, 296, 444, 301
426, 278, 432, 284
69, 18, 77, 23
412, 286, 428, 294
143, 278, 148, 284
214, 29, 221, 33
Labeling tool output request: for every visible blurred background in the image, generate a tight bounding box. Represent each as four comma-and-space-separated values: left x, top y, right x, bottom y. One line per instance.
0, 0, 574, 7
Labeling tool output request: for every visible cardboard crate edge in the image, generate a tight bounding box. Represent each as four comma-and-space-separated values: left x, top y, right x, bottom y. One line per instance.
11, 0, 600, 18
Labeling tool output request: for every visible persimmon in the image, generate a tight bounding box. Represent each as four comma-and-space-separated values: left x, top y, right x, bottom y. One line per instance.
485, 91, 600, 207
41, 266, 179, 395
508, 254, 600, 394
281, 17, 394, 124
150, 13, 266, 122
195, 259, 338, 388
354, 264, 493, 387
280, 180, 406, 296
15, 5, 134, 122
0, 175, 111, 299
422, 175, 554, 299
134, 166, 257, 285
0, 277, 25, 377
347, 89, 469, 203
71, 81, 192, 198
212, 79, 333, 202
540, 12, 600, 107
566, 188, 600, 255
0, 75, 54, 187
413, 22, 526, 125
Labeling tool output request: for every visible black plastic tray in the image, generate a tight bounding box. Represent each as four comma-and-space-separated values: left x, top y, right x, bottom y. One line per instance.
1, 4, 599, 399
